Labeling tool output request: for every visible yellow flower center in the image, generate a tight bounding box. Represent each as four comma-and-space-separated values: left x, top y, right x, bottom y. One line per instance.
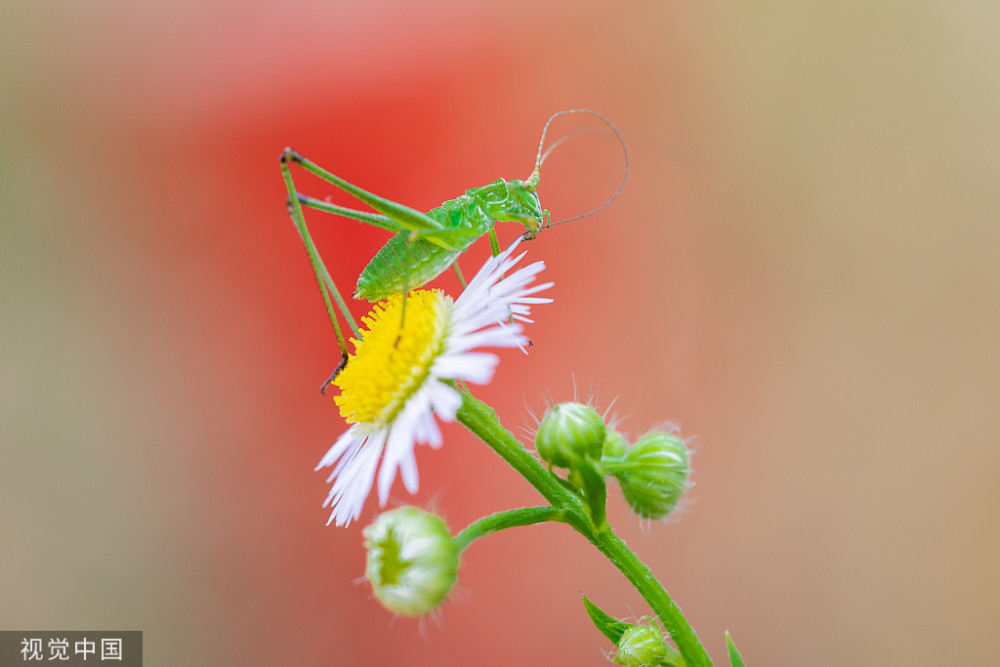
334, 290, 451, 426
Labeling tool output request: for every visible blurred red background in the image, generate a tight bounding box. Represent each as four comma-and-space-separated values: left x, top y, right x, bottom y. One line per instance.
2, 2, 999, 665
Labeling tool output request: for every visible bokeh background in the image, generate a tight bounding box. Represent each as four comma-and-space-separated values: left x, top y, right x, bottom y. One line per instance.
2, 1, 998, 665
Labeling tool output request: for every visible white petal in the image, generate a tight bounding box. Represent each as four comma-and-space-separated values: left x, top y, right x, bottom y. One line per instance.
433, 352, 500, 384
415, 412, 442, 448
399, 450, 420, 493
449, 325, 525, 353
426, 381, 462, 423
327, 439, 363, 482
325, 431, 384, 526
315, 427, 360, 471
378, 417, 417, 506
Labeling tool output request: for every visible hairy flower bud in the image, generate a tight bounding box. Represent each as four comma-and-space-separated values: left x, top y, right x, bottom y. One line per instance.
618, 431, 691, 520
614, 621, 670, 667
363, 507, 459, 616
535, 402, 606, 468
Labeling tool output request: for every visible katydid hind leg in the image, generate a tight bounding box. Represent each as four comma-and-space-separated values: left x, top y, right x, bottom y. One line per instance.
298, 193, 482, 250
283, 150, 475, 386
284, 149, 452, 244
283, 148, 494, 387
281, 149, 359, 388
296, 195, 403, 235
319, 356, 349, 395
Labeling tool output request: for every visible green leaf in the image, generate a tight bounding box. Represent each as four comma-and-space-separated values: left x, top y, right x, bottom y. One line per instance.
726, 631, 747, 667
582, 594, 629, 645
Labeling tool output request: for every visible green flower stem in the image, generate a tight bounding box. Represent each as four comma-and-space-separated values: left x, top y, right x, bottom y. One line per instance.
456, 390, 713, 667
455, 391, 589, 519
586, 526, 709, 667
453, 506, 565, 553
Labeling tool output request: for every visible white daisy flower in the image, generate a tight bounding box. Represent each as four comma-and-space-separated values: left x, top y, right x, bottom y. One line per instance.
316, 239, 553, 526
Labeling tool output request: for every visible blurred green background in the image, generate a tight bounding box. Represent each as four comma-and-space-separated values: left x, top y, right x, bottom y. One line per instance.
2, 1, 998, 665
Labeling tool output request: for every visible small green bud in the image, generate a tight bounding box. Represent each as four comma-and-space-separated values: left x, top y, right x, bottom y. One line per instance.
363, 507, 459, 616
535, 402, 606, 468
619, 431, 691, 520
613, 621, 670, 667
603, 428, 628, 461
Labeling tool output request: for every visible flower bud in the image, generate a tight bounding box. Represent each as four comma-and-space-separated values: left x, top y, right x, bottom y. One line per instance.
363, 507, 459, 616
613, 621, 669, 667
535, 402, 606, 468
618, 431, 690, 520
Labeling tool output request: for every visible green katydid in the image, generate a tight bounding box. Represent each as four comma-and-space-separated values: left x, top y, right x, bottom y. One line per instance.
280, 109, 627, 391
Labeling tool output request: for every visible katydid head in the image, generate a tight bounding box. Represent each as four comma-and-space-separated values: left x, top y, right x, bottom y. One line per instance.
499, 178, 545, 237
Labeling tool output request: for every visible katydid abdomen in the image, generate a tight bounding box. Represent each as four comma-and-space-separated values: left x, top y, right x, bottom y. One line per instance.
355, 236, 466, 301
